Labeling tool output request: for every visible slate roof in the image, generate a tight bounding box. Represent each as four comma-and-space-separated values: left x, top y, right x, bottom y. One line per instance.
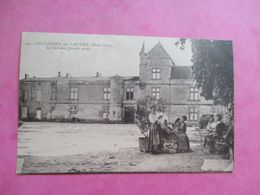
170, 66, 193, 79
148, 42, 172, 59
20, 76, 111, 82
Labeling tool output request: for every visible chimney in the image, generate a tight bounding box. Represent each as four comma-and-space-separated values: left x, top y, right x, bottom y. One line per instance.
24, 74, 29, 79
58, 71, 61, 77
96, 72, 102, 77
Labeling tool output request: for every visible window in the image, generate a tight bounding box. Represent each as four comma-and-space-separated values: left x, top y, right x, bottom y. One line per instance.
50, 106, 55, 112
189, 87, 199, 100
36, 90, 42, 102
69, 105, 78, 114
70, 87, 78, 100
20, 90, 27, 102
102, 112, 109, 120
51, 84, 57, 100
213, 106, 223, 114
152, 87, 160, 100
104, 87, 110, 100
126, 87, 134, 100
152, 68, 160, 80
189, 107, 199, 121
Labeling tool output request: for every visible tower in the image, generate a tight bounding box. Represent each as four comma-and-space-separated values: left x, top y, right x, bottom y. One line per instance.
139, 41, 175, 83
139, 41, 148, 82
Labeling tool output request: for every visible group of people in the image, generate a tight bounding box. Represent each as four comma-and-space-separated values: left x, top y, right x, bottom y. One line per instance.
148, 106, 191, 154
203, 114, 227, 153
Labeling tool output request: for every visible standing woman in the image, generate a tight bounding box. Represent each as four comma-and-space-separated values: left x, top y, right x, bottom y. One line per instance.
148, 106, 161, 154
212, 114, 226, 153
204, 115, 216, 151
214, 114, 226, 139
177, 115, 192, 152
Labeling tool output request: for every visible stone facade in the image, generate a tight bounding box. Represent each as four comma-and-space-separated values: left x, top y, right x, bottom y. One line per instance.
19, 42, 225, 124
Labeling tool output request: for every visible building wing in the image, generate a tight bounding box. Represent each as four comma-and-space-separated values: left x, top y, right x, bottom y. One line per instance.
171, 66, 193, 79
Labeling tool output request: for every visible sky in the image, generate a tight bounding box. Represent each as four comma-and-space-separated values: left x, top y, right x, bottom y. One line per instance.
20, 32, 193, 79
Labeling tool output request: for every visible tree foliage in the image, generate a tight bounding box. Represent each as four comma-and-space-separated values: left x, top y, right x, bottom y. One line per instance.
176, 39, 234, 107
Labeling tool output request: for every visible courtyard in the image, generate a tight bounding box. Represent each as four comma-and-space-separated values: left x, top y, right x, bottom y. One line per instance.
17, 122, 231, 173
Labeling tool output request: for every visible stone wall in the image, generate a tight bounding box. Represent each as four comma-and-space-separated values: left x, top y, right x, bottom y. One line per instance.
19, 77, 112, 121
20, 80, 53, 119
50, 103, 109, 121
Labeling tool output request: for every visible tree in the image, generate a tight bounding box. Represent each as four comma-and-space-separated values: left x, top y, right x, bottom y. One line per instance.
176, 39, 234, 158
135, 96, 166, 137
176, 39, 234, 110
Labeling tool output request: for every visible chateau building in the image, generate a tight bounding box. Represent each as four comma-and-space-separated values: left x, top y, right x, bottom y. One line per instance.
19, 42, 225, 124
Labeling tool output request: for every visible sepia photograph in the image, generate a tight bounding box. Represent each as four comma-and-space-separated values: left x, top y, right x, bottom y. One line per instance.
17, 32, 234, 173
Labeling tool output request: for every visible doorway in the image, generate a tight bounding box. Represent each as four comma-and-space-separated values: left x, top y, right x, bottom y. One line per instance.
124, 107, 135, 123
36, 107, 42, 120
21, 107, 27, 119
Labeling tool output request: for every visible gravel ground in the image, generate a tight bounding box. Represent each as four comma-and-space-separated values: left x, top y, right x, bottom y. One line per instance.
17, 122, 225, 173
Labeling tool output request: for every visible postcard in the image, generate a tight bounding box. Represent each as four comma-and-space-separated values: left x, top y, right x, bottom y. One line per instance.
17, 32, 234, 173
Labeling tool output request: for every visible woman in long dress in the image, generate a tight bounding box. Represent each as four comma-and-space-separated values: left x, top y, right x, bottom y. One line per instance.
204, 115, 216, 152
176, 116, 192, 153
148, 106, 161, 154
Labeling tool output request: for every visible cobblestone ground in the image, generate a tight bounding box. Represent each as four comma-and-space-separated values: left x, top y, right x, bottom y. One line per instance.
17, 122, 225, 173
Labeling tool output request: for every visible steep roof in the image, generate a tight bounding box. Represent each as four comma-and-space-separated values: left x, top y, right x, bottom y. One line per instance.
139, 42, 145, 55
148, 42, 172, 59
171, 66, 193, 79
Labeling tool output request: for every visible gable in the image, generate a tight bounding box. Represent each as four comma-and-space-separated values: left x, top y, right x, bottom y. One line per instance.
148, 42, 172, 59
